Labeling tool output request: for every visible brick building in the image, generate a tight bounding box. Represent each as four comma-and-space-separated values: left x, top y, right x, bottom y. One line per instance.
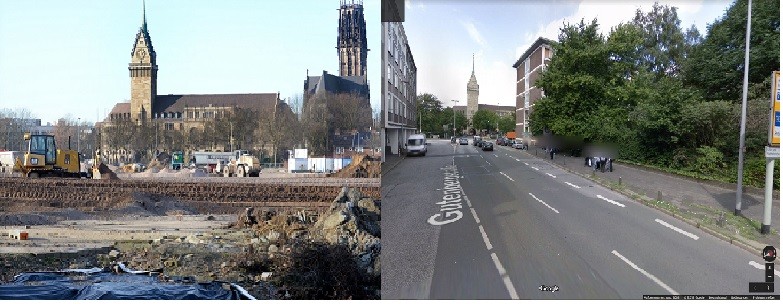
512, 37, 555, 140
101, 3, 290, 164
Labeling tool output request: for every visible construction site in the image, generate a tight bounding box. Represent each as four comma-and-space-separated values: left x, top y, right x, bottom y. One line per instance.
0, 134, 382, 299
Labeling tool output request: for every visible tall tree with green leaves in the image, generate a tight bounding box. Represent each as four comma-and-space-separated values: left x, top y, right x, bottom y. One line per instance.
531, 18, 610, 139
471, 109, 498, 133
683, 0, 780, 101
632, 2, 688, 78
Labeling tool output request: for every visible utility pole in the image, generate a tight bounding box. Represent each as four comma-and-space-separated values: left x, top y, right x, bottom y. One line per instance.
735, 0, 752, 216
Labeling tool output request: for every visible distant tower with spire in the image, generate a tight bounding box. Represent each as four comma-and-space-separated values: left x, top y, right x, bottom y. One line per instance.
129, 0, 158, 122
466, 53, 479, 125
337, 0, 368, 77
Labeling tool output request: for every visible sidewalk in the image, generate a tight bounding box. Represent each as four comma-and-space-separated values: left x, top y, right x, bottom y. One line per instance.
382, 153, 405, 176
515, 146, 780, 251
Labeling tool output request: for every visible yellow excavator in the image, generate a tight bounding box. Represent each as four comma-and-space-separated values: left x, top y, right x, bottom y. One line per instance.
13, 133, 83, 178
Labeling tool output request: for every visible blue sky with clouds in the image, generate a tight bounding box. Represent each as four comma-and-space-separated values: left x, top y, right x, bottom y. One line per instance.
403, 0, 735, 109
0, 0, 381, 125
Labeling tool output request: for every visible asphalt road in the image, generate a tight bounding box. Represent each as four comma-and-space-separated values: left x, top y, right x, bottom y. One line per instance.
382, 139, 780, 300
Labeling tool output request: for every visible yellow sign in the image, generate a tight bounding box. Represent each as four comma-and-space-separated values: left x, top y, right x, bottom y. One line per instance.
771, 71, 780, 147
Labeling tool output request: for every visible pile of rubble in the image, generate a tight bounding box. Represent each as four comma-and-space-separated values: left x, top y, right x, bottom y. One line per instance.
227, 186, 380, 299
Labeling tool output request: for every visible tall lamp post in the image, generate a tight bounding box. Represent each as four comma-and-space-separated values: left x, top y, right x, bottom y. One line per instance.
77, 117, 81, 158
451, 100, 457, 137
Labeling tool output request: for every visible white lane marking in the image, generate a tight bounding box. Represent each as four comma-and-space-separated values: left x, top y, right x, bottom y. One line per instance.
464, 194, 473, 208
532, 167, 539, 171
470, 207, 480, 224
494, 155, 498, 157
546, 173, 556, 178
597, 194, 626, 207
612, 250, 679, 295
500, 172, 515, 182
654, 219, 699, 240
490, 252, 507, 275
749, 261, 781, 277
515, 158, 520, 162
528, 193, 560, 214
478, 225, 493, 250
486, 160, 491, 165
565, 182, 581, 189
523, 162, 529, 165
491, 252, 520, 300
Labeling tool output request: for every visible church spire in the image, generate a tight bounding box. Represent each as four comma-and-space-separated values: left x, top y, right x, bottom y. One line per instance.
472, 53, 475, 74
142, 0, 147, 32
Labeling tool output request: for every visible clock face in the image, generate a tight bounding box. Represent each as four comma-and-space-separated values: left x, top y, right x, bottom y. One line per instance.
137, 49, 147, 61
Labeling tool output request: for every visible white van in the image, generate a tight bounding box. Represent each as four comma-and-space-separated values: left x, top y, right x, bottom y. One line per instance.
406, 134, 427, 156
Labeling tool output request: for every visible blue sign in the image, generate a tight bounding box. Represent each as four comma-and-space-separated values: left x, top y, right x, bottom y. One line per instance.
776, 112, 780, 127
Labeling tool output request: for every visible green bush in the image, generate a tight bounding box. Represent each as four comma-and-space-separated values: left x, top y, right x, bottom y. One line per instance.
689, 146, 726, 175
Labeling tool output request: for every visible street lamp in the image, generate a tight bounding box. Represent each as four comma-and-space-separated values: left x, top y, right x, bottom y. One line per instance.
77, 118, 81, 158
451, 100, 457, 137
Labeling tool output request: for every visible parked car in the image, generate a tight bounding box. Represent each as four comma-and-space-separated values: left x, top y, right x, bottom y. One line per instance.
482, 142, 494, 151
406, 134, 427, 156
459, 137, 469, 145
512, 140, 526, 149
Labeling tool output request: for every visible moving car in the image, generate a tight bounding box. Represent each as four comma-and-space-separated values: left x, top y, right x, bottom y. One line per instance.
459, 137, 469, 145
406, 134, 427, 156
482, 142, 494, 151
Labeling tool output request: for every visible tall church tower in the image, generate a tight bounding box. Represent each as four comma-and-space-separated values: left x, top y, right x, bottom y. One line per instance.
466, 54, 479, 124
337, 0, 367, 77
129, 0, 158, 122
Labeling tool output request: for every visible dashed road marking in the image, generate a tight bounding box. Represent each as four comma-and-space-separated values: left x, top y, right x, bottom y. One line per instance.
546, 173, 556, 178
524, 162, 529, 165
655, 219, 699, 240
470, 207, 480, 224
565, 182, 581, 189
486, 160, 491, 165
749, 261, 781, 277
528, 193, 560, 214
500, 172, 515, 182
491, 252, 520, 300
612, 250, 679, 295
494, 155, 498, 157
478, 225, 493, 250
531, 167, 539, 171
515, 158, 520, 161
597, 194, 626, 207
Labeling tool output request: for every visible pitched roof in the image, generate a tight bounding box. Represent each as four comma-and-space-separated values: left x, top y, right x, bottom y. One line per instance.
152, 93, 281, 113
108, 102, 131, 115
305, 71, 369, 98
512, 36, 556, 68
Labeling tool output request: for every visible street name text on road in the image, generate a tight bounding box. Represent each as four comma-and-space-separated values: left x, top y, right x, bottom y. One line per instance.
428, 163, 465, 226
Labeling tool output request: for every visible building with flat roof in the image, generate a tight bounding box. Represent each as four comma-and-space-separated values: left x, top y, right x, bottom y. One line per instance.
512, 37, 555, 139
381, 21, 416, 160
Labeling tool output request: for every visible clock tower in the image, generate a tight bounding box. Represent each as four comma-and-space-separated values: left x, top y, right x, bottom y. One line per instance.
129, 0, 158, 122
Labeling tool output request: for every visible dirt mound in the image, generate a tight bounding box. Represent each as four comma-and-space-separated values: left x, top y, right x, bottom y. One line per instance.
94, 163, 119, 180
328, 155, 380, 178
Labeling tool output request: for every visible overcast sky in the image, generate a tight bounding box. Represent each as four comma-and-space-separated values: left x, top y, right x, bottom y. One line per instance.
403, 0, 735, 109
0, 0, 381, 125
